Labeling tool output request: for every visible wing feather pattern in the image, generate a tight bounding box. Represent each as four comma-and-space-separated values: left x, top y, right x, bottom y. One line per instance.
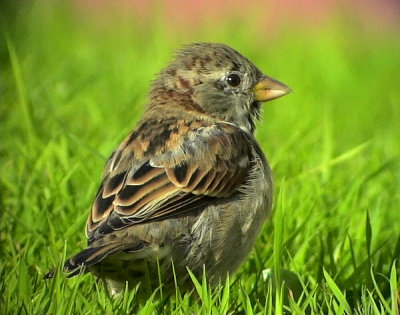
86, 122, 252, 243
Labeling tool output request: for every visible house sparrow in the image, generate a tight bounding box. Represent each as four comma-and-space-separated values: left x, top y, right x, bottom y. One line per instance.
45, 43, 291, 295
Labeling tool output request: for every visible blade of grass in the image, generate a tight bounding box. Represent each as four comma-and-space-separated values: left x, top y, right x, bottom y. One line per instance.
220, 274, 230, 314
5, 34, 37, 151
292, 142, 370, 180
390, 261, 399, 315
370, 266, 391, 313
274, 182, 286, 315
323, 268, 352, 314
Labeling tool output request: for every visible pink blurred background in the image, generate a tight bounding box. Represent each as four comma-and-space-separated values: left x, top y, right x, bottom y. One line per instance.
75, 0, 400, 31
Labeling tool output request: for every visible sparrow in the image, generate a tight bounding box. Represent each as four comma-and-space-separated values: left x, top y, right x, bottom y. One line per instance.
45, 42, 291, 295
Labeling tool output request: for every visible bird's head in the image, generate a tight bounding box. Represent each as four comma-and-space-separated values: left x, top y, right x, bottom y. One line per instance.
152, 43, 291, 133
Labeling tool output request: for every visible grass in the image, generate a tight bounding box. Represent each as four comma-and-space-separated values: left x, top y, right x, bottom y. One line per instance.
1, 1, 400, 314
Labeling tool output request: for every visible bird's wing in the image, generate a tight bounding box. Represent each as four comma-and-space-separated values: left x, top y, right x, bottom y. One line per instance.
86, 119, 253, 243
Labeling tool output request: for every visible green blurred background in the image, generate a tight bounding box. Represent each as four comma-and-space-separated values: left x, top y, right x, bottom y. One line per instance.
1, 0, 400, 313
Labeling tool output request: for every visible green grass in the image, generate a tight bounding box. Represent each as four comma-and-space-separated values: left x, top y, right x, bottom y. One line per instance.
1, 1, 400, 314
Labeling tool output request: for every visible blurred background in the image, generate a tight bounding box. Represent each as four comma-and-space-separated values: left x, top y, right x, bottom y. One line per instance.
2, 0, 399, 142
2, 0, 399, 195
74, 0, 400, 29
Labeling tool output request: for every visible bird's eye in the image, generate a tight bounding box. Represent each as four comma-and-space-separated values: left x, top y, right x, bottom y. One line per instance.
226, 73, 241, 87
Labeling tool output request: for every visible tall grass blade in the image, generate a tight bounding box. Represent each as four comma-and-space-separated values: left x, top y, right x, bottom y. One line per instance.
323, 268, 351, 314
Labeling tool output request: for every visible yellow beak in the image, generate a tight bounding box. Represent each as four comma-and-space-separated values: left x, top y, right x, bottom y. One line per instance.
252, 76, 291, 102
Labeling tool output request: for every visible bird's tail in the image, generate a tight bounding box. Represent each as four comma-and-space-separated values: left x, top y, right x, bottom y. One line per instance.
44, 242, 146, 279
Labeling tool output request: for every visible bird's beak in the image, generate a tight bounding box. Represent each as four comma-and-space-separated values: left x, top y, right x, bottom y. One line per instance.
252, 76, 292, 102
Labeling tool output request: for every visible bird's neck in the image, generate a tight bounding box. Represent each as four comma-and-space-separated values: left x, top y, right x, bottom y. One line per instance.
148, 87, 208, 116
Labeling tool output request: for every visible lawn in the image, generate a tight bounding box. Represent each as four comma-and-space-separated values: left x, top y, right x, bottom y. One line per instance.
1, 1, 399, 314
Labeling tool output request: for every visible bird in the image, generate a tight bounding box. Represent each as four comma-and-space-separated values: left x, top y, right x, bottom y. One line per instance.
45, 42, 291, 296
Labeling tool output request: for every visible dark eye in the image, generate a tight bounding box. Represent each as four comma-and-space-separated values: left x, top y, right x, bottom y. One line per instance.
226, 73, 241, 87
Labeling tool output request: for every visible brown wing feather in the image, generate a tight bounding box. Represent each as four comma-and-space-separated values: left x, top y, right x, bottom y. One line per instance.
86, 121, 252, 242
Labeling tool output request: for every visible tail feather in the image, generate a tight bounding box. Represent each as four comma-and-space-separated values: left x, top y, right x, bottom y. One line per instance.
44, 242, 146, 279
